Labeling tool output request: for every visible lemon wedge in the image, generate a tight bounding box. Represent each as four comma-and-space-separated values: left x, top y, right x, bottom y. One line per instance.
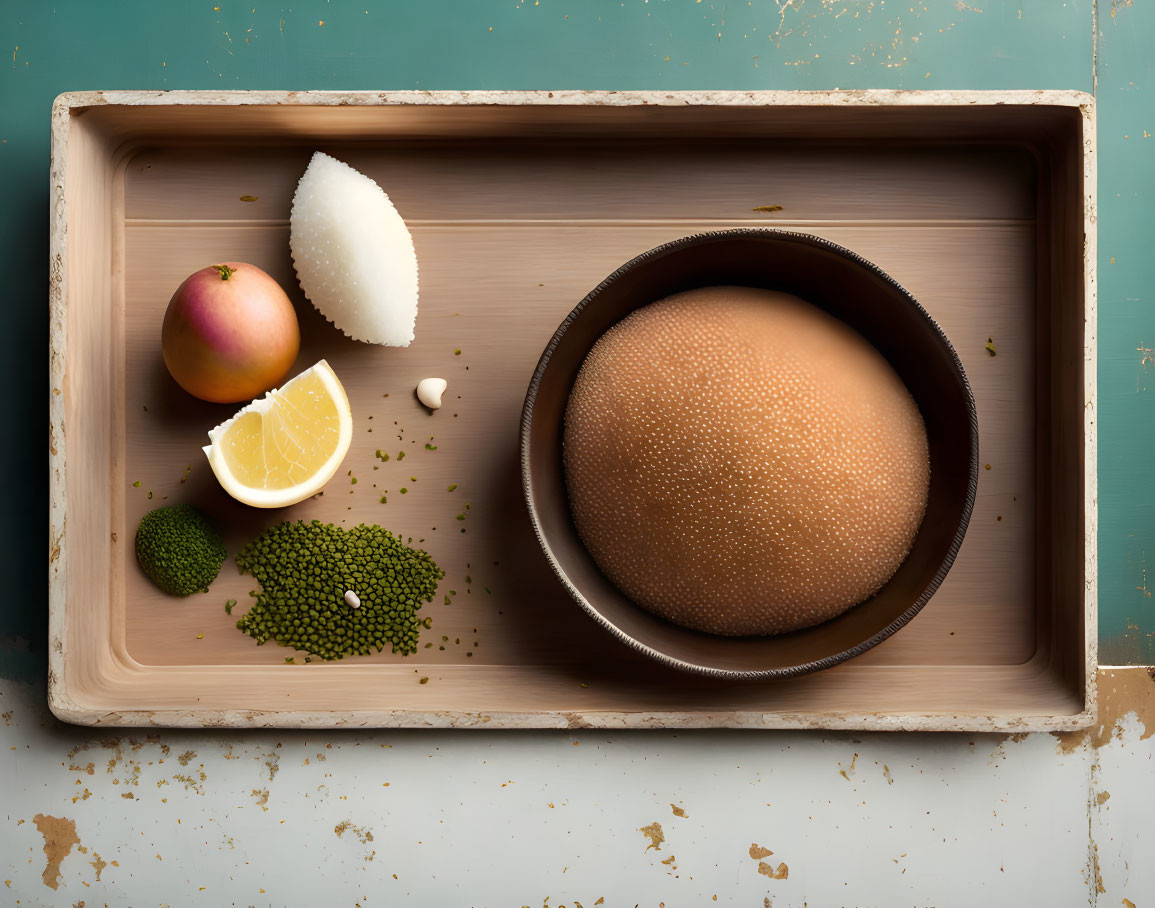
203, 359, 352, 508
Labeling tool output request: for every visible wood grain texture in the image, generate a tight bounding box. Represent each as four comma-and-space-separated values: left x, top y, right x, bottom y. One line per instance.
122, 143, 1037, 223
48, 91, 1095, 730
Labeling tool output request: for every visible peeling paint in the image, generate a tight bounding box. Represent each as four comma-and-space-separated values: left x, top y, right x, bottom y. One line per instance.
1137, 343, 1155, 392
1055, 668, 1155, 753
1089, 841, 1106, 894
334, 820, 374, 845
758, 860, 790, 879
172, 770, 206, 794
640, 822, 664, 852
32, 814, 79, 890
1111, 0, 1133, 18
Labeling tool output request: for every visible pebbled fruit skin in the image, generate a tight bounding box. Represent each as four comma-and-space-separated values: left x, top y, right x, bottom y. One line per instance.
161, 262, 300, 404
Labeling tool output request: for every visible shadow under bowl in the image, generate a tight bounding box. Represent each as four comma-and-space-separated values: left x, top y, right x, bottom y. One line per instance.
520, 229, 978, 679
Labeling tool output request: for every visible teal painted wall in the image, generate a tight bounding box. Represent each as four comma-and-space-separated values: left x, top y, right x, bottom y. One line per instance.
1095, 0, 1155, 663
4, 0, 1147, 673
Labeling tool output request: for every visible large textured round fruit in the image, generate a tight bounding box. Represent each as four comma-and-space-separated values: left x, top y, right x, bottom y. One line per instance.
290, 151, 419, 346
563, 286, 930, 637
203, 360, 353, 509
161, 262, 300, 404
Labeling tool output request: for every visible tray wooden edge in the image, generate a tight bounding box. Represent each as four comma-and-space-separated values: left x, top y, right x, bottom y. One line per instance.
47, 709, 1094, 734
49, 87, 1096, 108
1082, 97, 1099, 731
46, 88, 1099, 732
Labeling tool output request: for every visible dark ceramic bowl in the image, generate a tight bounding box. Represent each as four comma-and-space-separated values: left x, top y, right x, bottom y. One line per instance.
520, 229, 977, 679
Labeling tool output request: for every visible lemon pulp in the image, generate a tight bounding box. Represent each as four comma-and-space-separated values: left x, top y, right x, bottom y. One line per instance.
204, 360, 352, 508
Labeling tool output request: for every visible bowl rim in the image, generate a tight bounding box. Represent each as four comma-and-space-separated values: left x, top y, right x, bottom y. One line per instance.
519, 227, 979, 680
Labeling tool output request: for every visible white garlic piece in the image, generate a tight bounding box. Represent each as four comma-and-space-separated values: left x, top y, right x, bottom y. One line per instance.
416, 377, 447, 410
344, 590, 361, 608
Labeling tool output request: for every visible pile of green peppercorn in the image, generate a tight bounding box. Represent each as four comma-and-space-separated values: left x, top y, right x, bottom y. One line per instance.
234, 519, 444, 660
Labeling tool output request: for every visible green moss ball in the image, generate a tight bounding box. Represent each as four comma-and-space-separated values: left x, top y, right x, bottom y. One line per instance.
135, 504, 228, 597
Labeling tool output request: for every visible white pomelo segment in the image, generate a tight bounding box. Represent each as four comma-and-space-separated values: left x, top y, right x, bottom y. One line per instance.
290, 151, 419, 345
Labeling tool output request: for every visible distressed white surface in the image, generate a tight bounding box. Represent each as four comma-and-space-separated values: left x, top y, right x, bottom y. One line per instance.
1090, 713, 1155, 903
3, 679, 1151, 906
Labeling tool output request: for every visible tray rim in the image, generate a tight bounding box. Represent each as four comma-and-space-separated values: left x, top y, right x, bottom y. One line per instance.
47, 89, 1097, 731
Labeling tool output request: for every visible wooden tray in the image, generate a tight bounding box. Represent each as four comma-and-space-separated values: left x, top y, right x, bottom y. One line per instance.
48, 90, 1096, 731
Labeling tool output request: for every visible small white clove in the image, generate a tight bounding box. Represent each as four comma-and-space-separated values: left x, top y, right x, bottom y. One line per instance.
416, 377, 448, 410
344, 590, 361, 608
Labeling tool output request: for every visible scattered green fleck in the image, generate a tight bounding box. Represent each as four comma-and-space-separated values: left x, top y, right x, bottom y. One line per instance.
285, 656, 295, 664
465, 576, 472, 584
397, 451, 406, 461
456, 513, 466, 521
240, 195, 259, 202
211, 263, 236, 281
132, 481, 141, 488
453, 349, 462, 356
444, 595, 451, 605
225, 599, 236, 615
379, 495, 388, 504
135, 504, 228, 597
985, 337, 997, 357
419, 677, 429, 684
447, 484, 458, 492
375, 450, 390, 462
147, 491, 153, 499
234, 520, 444, 660
422, 617, 433, 629
196, 634, 204, 639
580, 682, 589, 689
425, 443, 437, 451
424, 642, 433, 648
449, 590, 456, 596
400, 487, 408, 494
350, 477, 358, 485
180, 464, 192, 484
751, 204, 783, 213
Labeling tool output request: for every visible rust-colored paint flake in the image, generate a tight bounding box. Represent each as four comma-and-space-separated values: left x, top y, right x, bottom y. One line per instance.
32, 814, 80, 890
